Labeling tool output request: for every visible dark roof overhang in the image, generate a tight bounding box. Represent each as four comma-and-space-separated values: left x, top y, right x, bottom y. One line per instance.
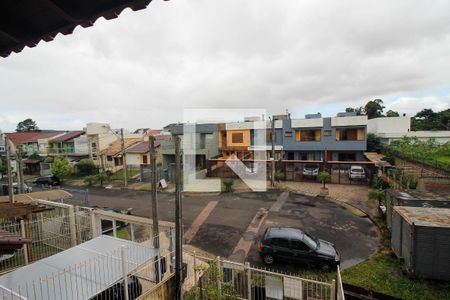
0, 0, 158, 58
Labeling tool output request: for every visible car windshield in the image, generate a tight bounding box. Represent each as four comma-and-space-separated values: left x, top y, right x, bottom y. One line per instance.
304, 165, 318, 169
351, 168, 364, 172
303, 232, 318, 249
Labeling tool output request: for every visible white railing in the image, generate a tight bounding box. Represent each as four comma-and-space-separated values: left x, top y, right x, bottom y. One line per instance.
190, 254, 337, 300
336, 265, 345, 300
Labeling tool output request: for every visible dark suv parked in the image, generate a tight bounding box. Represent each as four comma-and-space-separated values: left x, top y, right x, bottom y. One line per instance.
33, 175, 61, 186
258, 227, 340, 269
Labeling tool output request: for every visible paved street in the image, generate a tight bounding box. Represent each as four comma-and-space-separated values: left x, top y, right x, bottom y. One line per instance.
66, 187, 380, 271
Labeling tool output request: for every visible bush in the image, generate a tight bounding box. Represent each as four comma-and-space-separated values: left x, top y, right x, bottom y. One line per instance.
83, 175, 97, 186
29, 152, 43, 161
223, 179, 234, 192
274, 171, 285, 182
50, 157, 73, 182
317, 171, 331, 188
77, 159, 96, 176
43, 156, 53, 163
95, 172, 111, 187
369, 189, 386, 206
372, 176, 391, 190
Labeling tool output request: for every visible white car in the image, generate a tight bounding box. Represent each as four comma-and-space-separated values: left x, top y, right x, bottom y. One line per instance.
302, 164, 319, 177
349, 166, 366, 180
13, 183, 33, 193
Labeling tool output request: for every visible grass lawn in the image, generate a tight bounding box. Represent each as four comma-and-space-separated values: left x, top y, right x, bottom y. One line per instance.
111, 169, 140, 180
107, 227, 130, 240
341, 249, 450, 300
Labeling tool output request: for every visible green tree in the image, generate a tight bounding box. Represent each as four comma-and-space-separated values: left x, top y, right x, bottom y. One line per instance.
317, 171, 331, 188
76, 159, 97, 176
28, 152, 43, 161
367, 133, 383, 152
223, 179, 234, 192
50, 157, 73, 182
83, 175, 97, 186
95, 172, 111, 187
345, 107, 364, 115
16, 118, 40, 132
386, 110, 400, 117
364, 99, 385, 119
412, 108, 450, 131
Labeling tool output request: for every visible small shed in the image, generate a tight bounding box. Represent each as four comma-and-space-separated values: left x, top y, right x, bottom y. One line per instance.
391, 206, 450, 281
386, 189, 450, 230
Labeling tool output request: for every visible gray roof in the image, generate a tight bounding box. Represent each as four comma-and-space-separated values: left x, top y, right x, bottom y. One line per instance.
394, 206, 450, 228
0, 235, 156, 300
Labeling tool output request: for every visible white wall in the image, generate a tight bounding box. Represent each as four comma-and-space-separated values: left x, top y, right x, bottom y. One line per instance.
74, 135, 88, 155
126, 153, 141, 166
291, 118, 323, 128
367, 117, 411, 134
331, 116, 367, 127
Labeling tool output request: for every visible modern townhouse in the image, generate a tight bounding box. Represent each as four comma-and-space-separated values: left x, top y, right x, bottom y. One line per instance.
85, 123, 119, 164
4, 131, 64, 156
282, 112, 368, 162
41, 130, 89, 162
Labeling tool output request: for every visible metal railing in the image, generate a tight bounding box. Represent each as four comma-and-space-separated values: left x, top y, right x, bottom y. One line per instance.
0, 242, 174, 300
189, 254, 337, 300
336, 266, 345, 300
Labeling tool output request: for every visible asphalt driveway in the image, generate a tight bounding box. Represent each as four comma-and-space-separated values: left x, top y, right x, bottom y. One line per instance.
66, 187, 379, 271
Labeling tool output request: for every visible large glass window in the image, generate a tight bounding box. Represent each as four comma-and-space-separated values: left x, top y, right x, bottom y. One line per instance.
336, 128, 365, 141
295, 129, 321, 141
232, 132, 244, 143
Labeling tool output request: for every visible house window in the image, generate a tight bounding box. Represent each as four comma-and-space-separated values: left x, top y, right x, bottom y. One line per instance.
284, 131, 292, 137
0, 146, 5, 152
336, 128, 365, 141
266, 132, 275, 142
323, 130, 332, 136
295, 129, 321, 141
107, 156, 113, 162
232, 132, 244, 143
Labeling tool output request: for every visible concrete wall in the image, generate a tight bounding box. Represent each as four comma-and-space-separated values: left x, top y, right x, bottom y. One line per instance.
367, 116, 411, 134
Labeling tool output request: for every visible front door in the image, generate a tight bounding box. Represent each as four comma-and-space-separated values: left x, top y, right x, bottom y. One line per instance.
143, 155, 148, 164
326, 151, 332, 162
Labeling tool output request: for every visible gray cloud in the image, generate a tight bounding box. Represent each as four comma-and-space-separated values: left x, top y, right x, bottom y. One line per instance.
1, 0, 450, 131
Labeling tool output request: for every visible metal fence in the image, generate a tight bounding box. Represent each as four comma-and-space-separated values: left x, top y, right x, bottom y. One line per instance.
0, 209, 92, 274
190, 254, 336, 300
0, 240, 175, 300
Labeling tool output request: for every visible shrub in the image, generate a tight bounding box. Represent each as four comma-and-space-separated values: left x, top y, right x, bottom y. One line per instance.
223, 179, 234, 192
317, 171, 331, 188
372, 176, 391, 190
83, 175, 97, 186
43, 156, 53, 163
369, 189, 386, 206
95, 172, 111, 187
77, 159, 96, 176
274, 171, 285, 182
29, 152, 43, 161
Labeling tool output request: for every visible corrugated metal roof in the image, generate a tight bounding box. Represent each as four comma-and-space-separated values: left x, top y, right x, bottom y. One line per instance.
0, 0, 156, 58
0, 236, 156, 299
394, 206, 450, 228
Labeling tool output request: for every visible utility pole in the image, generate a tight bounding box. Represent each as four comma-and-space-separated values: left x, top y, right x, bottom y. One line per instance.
4, 136, 14, 203
174, 136, 183, 300
271, 117, 276, 187
150, 136, 160, 283
120, 128, 128, 188
17, 146, 24, 194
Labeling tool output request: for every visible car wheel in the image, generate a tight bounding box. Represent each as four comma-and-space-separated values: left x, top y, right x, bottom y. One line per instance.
263, 254, 275, 265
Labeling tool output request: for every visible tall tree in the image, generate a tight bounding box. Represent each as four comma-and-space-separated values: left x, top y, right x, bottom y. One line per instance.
386, 110, 400, 117
412, 108, 450, 131
345, 107, 364, 115
364, 99, 385, 119
50, 157, 73, 183
16, 118, 40, 132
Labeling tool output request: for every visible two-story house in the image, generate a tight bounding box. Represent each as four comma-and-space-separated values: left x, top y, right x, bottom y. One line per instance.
282, 112, 367, 162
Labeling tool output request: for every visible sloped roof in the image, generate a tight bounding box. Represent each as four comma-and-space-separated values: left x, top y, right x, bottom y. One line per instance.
50, 130, 85, 143
100, 138, 142, 156
0, 0, 156, 58
143, 129, 162, 137
5, 132, 64, 145
125, 140, 159, 154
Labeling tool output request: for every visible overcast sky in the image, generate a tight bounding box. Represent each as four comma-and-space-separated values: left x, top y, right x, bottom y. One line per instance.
1, 0, 450, 132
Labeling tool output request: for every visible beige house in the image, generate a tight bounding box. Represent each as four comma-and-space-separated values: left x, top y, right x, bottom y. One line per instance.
99, 138, 142, 172
125, 139, 164, 167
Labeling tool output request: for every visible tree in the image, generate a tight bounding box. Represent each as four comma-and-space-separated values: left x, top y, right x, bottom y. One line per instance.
345, 107, 364, 115
367, 133, 383, 152
16, 118, 40, 132
386, 110, 399, 117
364, 99, 385, 119
95, 172, 111, 187
50, 157, 73, 182
412, 108, 450, 131
317, 171, 331, 188
76, 159, 97, 176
